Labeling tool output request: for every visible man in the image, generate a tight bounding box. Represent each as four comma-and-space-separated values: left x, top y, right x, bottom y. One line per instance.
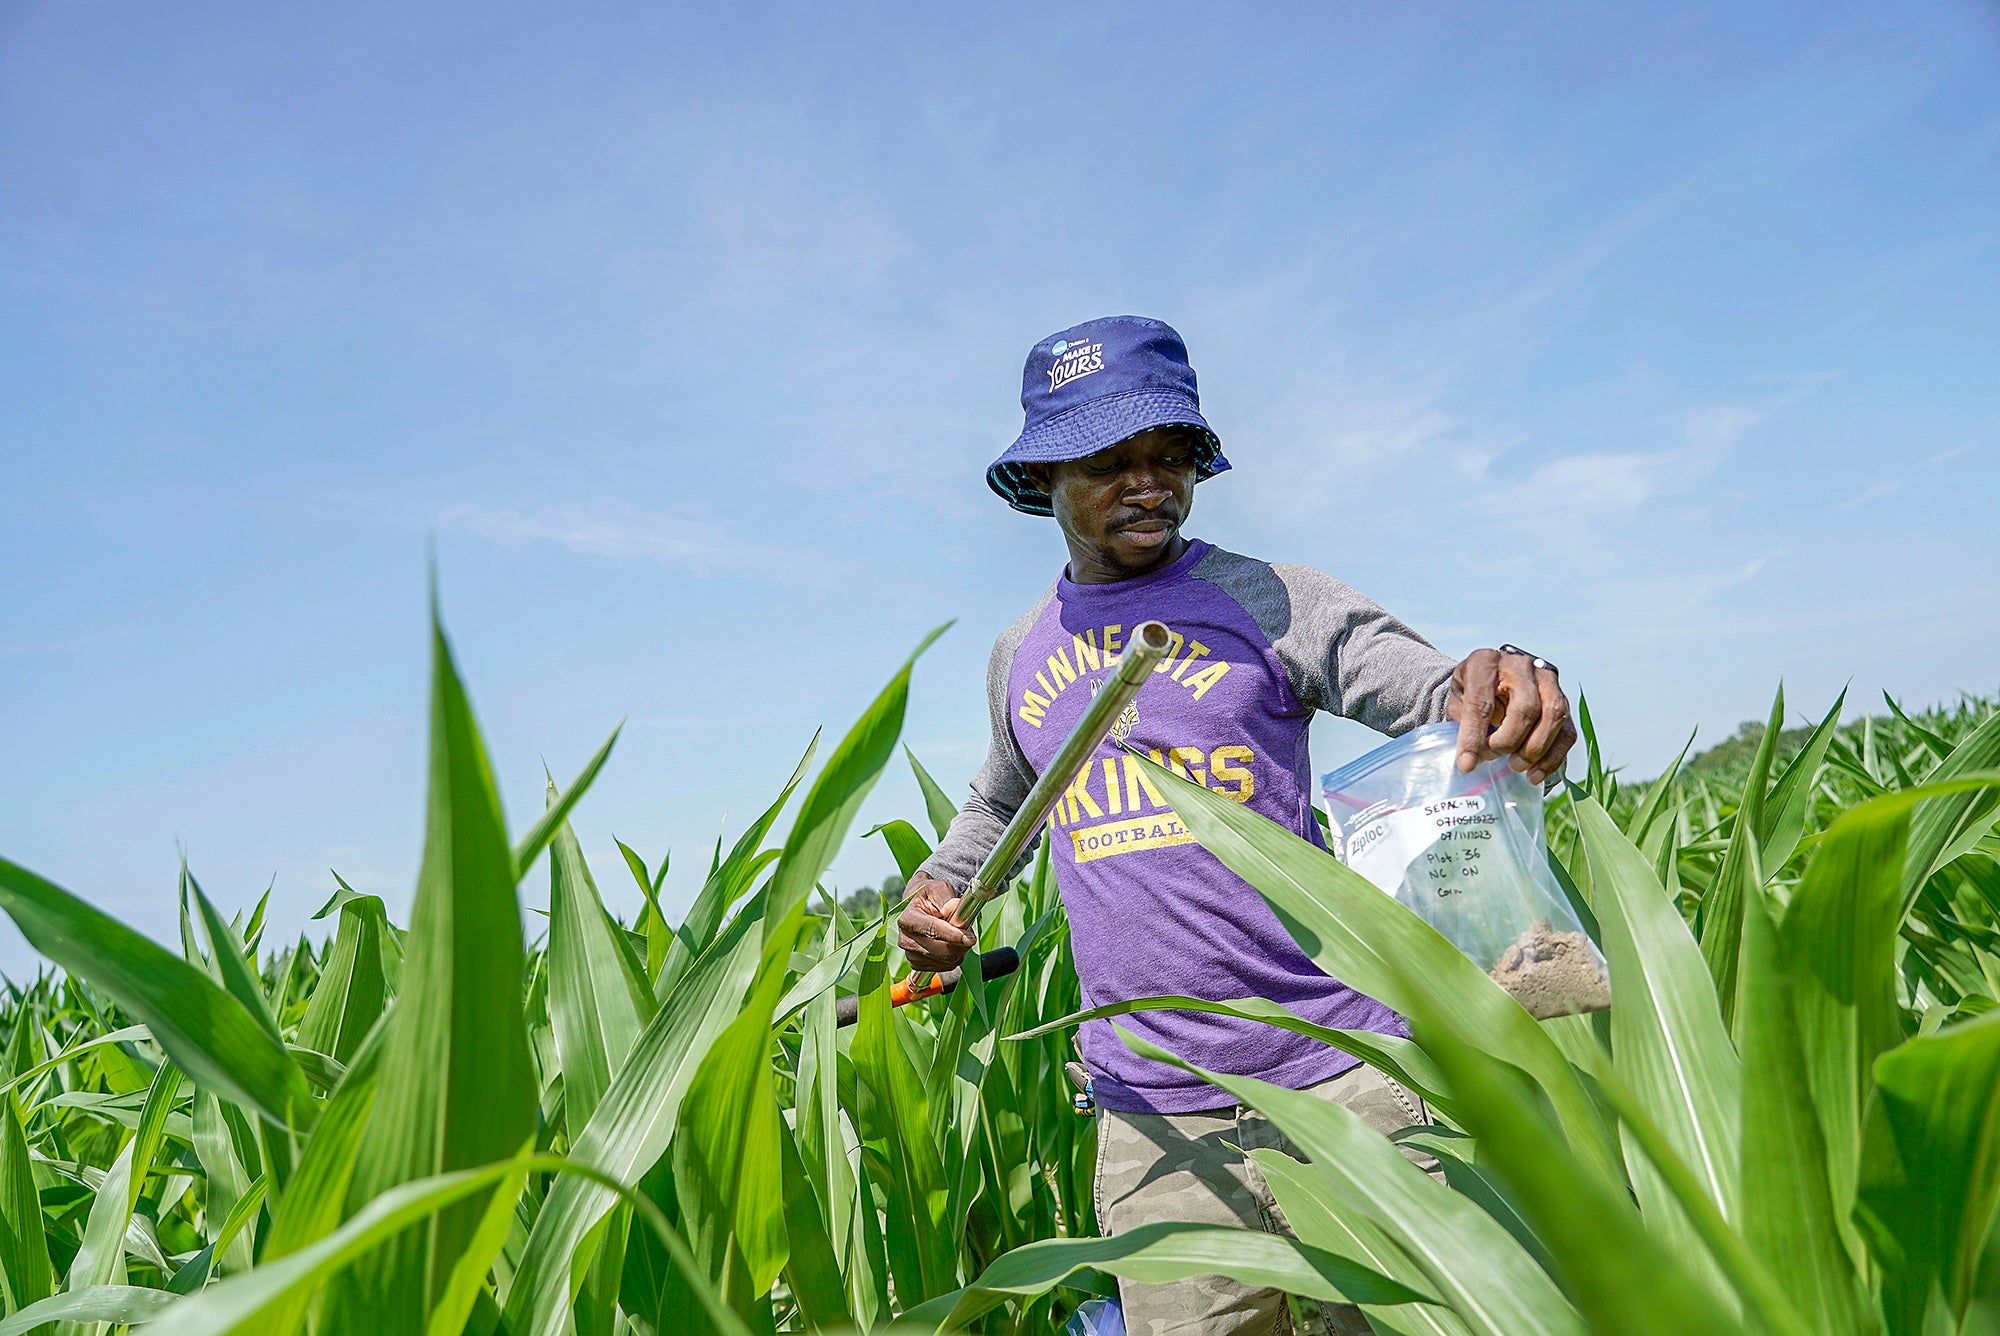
900, 316, 1574, 1335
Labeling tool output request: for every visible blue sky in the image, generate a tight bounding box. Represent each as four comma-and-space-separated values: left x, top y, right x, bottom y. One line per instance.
4, 1, 1997, 974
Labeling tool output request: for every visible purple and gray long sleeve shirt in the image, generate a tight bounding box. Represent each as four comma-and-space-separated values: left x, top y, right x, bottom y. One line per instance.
919, 539, 1456, 1113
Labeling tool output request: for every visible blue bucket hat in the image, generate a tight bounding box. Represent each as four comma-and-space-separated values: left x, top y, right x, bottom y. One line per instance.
987, 315, 1230, 516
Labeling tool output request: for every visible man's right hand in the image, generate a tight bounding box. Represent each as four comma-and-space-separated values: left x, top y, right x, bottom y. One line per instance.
896, 872, 976, 972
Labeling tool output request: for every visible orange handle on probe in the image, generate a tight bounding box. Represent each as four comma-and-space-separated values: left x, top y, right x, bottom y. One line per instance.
834, 947, 1021, 1027
887, 974, 949, 1008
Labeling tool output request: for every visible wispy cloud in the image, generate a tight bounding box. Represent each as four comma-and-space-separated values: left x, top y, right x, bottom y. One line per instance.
1483, 404, 1756, 524
1835, 479, 1901, 512
440, 499, 852, 586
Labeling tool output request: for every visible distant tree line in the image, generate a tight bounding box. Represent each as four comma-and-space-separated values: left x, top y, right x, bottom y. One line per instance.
1684, 718, 1815, 772
830, 872, 906, 922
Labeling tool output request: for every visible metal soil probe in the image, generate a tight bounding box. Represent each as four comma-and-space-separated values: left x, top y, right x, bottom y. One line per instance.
915, 620, 1173, 980
833, 619, 1174, 1025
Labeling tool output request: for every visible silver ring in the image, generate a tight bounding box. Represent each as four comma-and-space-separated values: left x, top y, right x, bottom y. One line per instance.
1497, 644, 1557, 676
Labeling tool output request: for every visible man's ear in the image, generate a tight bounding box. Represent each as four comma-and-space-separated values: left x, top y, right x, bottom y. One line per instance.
1022, 462, 1053, 493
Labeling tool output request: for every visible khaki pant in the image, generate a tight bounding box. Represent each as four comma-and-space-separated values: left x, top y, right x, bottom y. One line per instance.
1092, 1063, 1437, 1336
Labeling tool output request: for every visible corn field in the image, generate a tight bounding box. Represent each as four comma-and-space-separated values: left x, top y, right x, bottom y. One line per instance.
2, 603, 1998, 1335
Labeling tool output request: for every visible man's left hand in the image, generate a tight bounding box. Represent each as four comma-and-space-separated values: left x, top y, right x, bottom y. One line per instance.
1445, 648, 1576, 785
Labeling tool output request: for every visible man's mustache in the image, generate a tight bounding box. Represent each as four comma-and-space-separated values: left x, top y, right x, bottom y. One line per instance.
1111, 504, 1183, 531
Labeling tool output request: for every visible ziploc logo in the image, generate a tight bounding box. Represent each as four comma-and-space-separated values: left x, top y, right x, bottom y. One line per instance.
1048, 339, 1105, 393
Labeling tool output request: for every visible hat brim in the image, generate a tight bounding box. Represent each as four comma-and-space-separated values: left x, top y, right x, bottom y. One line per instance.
986, 388, 1231, 516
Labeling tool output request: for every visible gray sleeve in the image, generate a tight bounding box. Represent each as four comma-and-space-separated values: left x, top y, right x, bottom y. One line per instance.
917, 596, 1047, 894
1192, 548, 1456, 735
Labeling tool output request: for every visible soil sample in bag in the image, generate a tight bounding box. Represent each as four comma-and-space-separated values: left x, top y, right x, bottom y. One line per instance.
1324, 723, 1614, 1020
1488, 920, 1612, 1020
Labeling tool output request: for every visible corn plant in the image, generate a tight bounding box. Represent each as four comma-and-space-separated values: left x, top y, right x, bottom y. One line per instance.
5, 591, 2000, 1333
1007, 686, 2000, 1336
0, 599, 1396, 1334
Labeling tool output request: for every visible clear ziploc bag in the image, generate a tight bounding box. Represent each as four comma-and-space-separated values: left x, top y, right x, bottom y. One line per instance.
1320, 722, 1610, 1019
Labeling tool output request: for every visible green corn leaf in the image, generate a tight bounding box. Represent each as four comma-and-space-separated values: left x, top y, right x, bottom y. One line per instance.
1699, 685, 1785, 1032
187, 874, 283, 1046
775, 920, 877, 1024
1652, 817, 1686, 919
1574, 799, 1741, 1268
1882, 693, 1955, 763
1396, 994, 1761, 1336
319, 601, 538, 1336
661, 851, 777, 999
501, 897, 769, 1336
1137, 749, 1622, 1186
904, 1220, 1433, 1334
36, 1087, 184, 1137
1577, 692, 1606, 800
247, 1019, 385, 1333
289, 1043, 348, 1096
1589, 1060, 1835, 1336
310, 877, 370, 921
0, 1025, 149, 1101
1113, 1026, 1582, 1336
294, 894, 389, 1066
1761, 690, 1847, 876
672, 909, 799, 1303
765, 624, 950, 929
1856, 1010, 2000, 1336
166, 1174, 267, 1295
504, 626, 942, 1335
1737, 892, 1874, 1334
1009, 994, 1452, 1120
969, 1045, 1034, 1258
1253, 1148, 1473, 1336
1389, 1130, 1557, 1278
65, 1133, 138, 1300
313, 879, 405, 1011
0, 859, 311, 1128
510, 723, 622, 881
657, 738, 815, 997
424, 1152, 527, 1336
546, 787, 654, 1135
0, 1091, 56, 1312
794, 919, 877, 1328
864, 820, 933, 883
126, 1062, 182, 1211
1624, 730, 1695, 846
178, 866, 205, 968
571, 1204, 629, 1336
119, 1217, 174, 1281
776, 1114, 848, 1331
923, 936, 1012, 1252
0, 1286, 176, 1336
1901, 710, 2000, 912
167, 1243, 216, 1295
1780, 789, 1914, 1265
851, 929, 952, 1304
615, 839, 674, 982
1823, 740, 1889, 799
273, 932, 315, 1018
192, 1089, 258, 1274
4, 1012, 46, 1091
905, 747, 958, 842
142, 1153, 743, 1336
242, 886, 270, 953
1535, 1011, 1609, 1087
